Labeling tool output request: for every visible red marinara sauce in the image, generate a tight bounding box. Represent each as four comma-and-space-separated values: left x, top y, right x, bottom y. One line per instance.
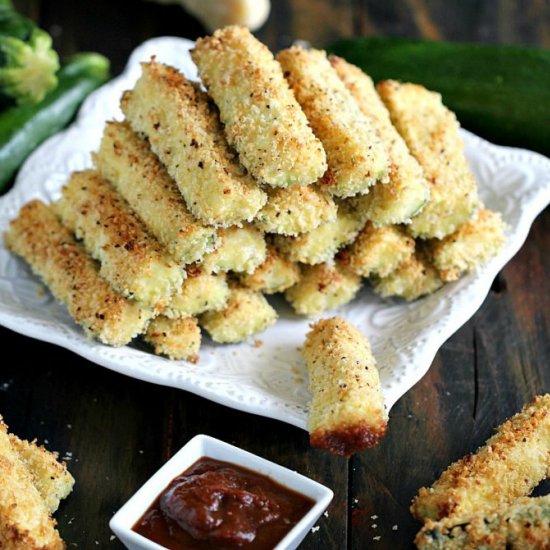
133, 457, 315, 549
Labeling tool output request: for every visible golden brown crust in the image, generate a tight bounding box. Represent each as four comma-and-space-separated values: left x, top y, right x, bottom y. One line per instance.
144, 315, 201, 362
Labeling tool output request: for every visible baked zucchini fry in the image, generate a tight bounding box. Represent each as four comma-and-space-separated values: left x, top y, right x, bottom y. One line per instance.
303, 317, 387, 456
201, 224, 266, 275
56, 170, 184, 309
9, 434, 74, 514
255, 184, 337, 236
4, 200, 153, 346
94, 121, 217, 264
412, 394, 550, 522
192, 26, 327, 187
342, 222, 415, 278
331, 56, 430, 225
121, 60, 266, 226
240, 244, 300, 294
163, 268, 229, 318
377, 80, 479, 239
277, 46, 388, 198
200, 285, 277, 343
285, 262, 361, 316
372, 250, 443, 301
275, 201, 365, 265
0, 420, 64, 550
428, 208, 505, 282
415, 495, 550, 550
143, 315, 201, 362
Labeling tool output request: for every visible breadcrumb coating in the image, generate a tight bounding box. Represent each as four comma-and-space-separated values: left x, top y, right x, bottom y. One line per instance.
56, 170, 184, 310
143, 315, 201, 362
428, 208, 505, 282
411, 394, 550, 522
200, 284, 277, 343
303, 317, 387, 456
277, 47, 389, 198
255, 184, 337, 236
342, 222, 415, 278
121, 60, 266, 226
4, 200, 153, 346
372, 250, 443, 301
377, 80, 479, 239
285, 262, 361, 316
94, 121, 217, 264
331, 56, 430, 226
192, 26, 327, 187
415, 495, 550, 550
275, 201, 365, 265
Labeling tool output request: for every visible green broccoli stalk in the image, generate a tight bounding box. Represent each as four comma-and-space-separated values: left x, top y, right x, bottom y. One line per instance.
0, 0, 59, 105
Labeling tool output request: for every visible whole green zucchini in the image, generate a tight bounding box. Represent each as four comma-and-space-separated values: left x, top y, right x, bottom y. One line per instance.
0, 52, 109, 191
330, 37, 550, 156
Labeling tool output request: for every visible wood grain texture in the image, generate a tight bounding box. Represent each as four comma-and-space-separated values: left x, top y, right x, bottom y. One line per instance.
4, 0, 550, 548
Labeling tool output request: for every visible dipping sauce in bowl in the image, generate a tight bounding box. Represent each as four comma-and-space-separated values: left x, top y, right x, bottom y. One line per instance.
133, 457, 315, 549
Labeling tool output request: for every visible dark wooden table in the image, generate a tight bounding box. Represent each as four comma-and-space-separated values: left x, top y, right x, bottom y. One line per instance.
3, 1, 550, 548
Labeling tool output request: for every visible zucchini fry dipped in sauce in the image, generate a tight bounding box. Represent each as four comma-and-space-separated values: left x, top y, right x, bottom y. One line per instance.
56, 170, 184, 310
200, 284, 277, 343
121, 60, 266, 226
415, 495, 550, 550
277, 46, 388, 198
144, 315, 201, 362
377, 80, 479, 239
4, 200, 153, 346
192, 25, 327, 187
94, 121, 217, 265
255, 184, 337, 236
303, 317, 387, 456
330, 56, 430, 226
412, 394, 550, 522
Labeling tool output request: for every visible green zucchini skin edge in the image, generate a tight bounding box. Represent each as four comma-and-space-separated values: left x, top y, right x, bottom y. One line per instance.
0, 52, 110, 192
329, 37, 550, 156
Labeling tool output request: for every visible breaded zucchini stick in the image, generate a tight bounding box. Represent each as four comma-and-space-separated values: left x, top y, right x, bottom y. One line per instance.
331, 56, 430, 226
412, 394, 550, 522
255, 185, 337, 236
428, 208, 505, 282
372, 250, 443, 301
121, 60, 266, 226
9, 435, 74, 514
192, 26, 327, 187
285, 262, 361, 316
4, 200, 152, 346
377, 80, 479, 239
163, 267, 229, 318
94, 121, 217, 264
0, 420, 64, 550
275, 201, 365, 265
277, 46, 388, 198
201, 224, 266, 275
56, 170, 184, 309
143, 315, 201, 362
342, 222, 415, 278
303, 317, 387, 456
200, 285, 277, 343
240, 244, 300, 294
415, 495, 550, 550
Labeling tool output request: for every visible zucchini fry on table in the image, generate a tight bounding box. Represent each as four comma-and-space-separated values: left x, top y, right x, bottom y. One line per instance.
56, 170, 184, 309
94, 120, 217, 265
121, 60, 266, 226
277, 46, 388, 198
331, 56, 430, 226
303, 317, 387, 456
143, 315, 201, 362
412, 394, 550, 522
377, 80, 479, 239
4, 200, 153, 346
192, 25, 327, 187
